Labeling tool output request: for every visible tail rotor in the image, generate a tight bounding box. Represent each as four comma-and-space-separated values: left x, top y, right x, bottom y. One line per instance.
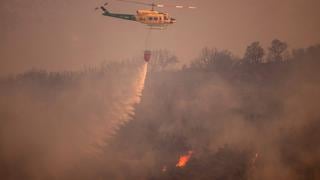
94, 2, 109, 11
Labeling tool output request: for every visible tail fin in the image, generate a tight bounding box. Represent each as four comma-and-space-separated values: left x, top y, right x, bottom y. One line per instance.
100, 6, 108, 13
100, 2, 109, 14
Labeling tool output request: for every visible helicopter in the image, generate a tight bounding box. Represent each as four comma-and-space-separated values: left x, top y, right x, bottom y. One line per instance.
95, 0, 196, 29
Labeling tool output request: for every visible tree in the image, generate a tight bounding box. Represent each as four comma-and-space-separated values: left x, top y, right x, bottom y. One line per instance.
243, 42, 265, 64
190, 47, 235, 71
148, 49, 179, 72
190, 47, 215, 70
267, 39, 288, 63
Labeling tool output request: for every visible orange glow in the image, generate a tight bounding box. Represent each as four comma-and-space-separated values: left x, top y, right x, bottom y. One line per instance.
252, 153, 259, 165
162, 166, 167, 172
176, 151, 193, 168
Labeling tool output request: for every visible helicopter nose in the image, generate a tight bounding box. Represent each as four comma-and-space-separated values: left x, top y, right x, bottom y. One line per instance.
170, 18, 176, 23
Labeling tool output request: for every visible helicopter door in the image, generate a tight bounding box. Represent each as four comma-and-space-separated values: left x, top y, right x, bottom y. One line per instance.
161, 17, 164, 24
164, 16, 169, 23
154, 17, 158, 23
148, 16, 153, 23
139, 17, 145, 22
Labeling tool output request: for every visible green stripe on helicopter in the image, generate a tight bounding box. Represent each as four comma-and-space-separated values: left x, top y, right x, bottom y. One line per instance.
103, 11, 136, 21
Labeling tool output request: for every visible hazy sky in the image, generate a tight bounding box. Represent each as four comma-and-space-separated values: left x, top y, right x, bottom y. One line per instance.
1, 0, 320, 75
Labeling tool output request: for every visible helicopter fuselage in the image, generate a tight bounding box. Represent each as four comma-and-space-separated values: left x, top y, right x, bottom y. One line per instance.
136, 10, 176, 26
101, 7, 176, 27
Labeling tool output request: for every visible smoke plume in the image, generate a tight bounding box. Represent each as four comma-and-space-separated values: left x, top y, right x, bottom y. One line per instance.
0, 61, 148, 179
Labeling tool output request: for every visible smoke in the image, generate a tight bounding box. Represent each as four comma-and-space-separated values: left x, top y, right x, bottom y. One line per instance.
0, 62, 148, 179
1, 46, 320, 180
96, 47, 320, 180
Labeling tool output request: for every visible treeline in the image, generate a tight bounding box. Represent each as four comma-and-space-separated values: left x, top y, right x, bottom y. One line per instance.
149, 39, 319, 71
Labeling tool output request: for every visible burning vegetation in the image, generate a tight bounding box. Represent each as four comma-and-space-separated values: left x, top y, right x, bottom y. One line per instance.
176, 151, 193, 168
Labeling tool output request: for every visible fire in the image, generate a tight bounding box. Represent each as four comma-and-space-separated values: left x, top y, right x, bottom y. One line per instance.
252, 152, 259, 165
162, 166, 167, 172
176, 151, 193, 168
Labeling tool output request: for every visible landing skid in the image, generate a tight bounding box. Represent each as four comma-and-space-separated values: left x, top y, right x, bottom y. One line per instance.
147, 25, 168, 30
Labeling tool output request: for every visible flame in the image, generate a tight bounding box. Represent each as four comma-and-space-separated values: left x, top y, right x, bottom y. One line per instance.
176, 151, 193, 168
249, 152, 260, 170
162, 166, 167, 172
252, 152, 259, 165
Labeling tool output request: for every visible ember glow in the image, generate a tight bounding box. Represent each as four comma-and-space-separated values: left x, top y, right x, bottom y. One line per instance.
162, 166, 167, 172
252, 153, 259, 165
176, 151, 193, 168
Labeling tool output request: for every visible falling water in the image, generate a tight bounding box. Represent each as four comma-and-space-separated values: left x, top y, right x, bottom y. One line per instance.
97, 62, 149, 147
112, 62, 148, 126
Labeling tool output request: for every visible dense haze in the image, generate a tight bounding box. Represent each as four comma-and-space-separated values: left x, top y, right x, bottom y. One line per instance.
1, 41, 320, 179
1, 0, 320, 75
0, 61, 148, 179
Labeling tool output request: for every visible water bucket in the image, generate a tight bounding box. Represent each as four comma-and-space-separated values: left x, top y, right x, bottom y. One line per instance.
144, 50, 151, 62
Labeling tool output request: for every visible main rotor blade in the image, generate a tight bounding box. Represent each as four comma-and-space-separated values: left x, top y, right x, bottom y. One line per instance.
156, 4, 197, 9
113, 0, 197, 9
115, 0, 152, 6
116, 0, 197, 9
